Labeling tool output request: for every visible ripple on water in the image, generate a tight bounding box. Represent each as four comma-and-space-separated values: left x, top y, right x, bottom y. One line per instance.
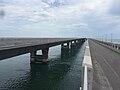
0, 43, 86, 90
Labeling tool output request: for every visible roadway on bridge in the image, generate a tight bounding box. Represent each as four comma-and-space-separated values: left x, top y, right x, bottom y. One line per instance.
89, 40, 120, 90
0, 38, 76, 50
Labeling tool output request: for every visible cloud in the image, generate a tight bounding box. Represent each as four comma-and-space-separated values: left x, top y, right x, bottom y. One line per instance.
109, 0, 120, 15
0, 0, 120, 38
70, 23, 88, 28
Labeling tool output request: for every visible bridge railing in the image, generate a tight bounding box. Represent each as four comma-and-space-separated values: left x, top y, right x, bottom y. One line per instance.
81, 40, 93, 90
92, 39, 120, 53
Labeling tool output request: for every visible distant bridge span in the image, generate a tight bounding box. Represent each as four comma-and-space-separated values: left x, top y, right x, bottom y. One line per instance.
0, 38, 86, 63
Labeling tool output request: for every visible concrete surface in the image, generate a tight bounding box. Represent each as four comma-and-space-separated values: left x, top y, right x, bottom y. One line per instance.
0, 38, 85, 60
0, 38, 78, 50
89, 39, 120, 90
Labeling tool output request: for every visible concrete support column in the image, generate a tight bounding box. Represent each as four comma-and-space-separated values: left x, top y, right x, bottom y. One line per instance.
30, 48, 49, 63
81, 39, 85, 42
61, 42, 70, 49
76, 40, 81, 45
67, 42, 70, 47
119, 47, 120, 50
71, 40, 77, 48
61, 42, 70, 58
30, 51, 37, 63
42, 48, 49, 62
77, 40, 82, 44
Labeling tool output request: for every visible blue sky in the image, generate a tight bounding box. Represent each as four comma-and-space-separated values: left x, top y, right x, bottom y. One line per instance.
0, 0, 120, 38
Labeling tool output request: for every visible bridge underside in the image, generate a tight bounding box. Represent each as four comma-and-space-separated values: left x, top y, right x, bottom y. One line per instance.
0, 38, 86, 63
30, 39, 85, 63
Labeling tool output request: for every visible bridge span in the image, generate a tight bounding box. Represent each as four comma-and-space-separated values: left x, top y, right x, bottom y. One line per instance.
89, 39, 120, 90
0, 38, 86, 63
1, 38, 120, 90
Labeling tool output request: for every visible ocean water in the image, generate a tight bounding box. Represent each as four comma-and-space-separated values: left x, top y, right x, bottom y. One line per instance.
112, 39, 120, 44
99, 39, 120, 44
0, 42, 86, 90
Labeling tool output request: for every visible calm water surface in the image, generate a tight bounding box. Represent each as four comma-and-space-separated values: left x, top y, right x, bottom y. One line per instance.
0, 43, 86, 90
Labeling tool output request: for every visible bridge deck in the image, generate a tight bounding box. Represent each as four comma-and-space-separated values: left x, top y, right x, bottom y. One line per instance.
89, 40, 120, 90
0, 38, 84, 60
0, 38, 77, 50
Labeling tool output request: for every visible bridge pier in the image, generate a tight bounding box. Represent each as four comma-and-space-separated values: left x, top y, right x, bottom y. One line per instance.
71, 40, 77, 48
61, 40, 84, 58
30, 39, 85, 63
61, 40, 82, 49
61, 42, 70, 49
61, 40, 79, 56
61, 42, 71, 58
30, 51, 37, 63
30, 48, 49, 63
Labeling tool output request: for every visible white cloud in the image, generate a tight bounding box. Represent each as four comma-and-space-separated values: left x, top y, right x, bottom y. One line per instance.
0, 0, 120, 38
70, 23, 88, 27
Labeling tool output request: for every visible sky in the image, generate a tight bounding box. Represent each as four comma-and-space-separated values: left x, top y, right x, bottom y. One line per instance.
0, 0, 120, 38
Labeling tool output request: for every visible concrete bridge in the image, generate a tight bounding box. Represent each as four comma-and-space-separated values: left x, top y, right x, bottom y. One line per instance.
82, 39, 120, 90
88, 39, 120, 90
1, 38, 120, 90
0, 38, 86, 63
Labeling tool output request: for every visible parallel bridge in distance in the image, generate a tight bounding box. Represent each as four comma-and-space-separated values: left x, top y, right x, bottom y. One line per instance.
0, 38, 86, 63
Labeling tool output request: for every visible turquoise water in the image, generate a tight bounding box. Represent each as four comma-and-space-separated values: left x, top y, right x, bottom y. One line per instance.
0, 43, 85, 90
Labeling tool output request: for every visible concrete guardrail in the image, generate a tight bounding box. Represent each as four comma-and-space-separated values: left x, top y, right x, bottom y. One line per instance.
92, 39, 120, 54
81, 40, 93, 90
